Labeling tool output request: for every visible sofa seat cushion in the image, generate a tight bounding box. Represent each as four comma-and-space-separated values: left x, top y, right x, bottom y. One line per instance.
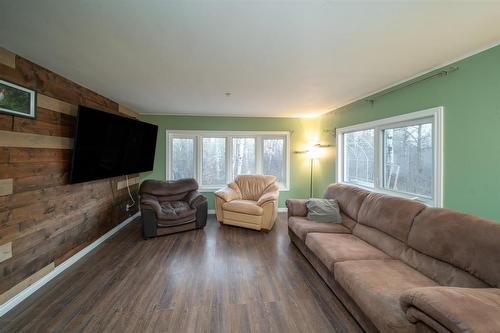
158, 201, 195, 220
288, 217, 350, 241
335, 259, 438, 333
223, 199, 263, 215
158, 214, 196, 226
305, 233, 390, 271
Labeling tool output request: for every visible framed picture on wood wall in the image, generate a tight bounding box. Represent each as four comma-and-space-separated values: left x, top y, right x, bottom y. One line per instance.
0, 79, 36, 118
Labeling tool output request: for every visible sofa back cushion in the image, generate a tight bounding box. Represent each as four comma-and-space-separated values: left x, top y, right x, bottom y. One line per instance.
353, 224, 407, 258
140, 178, 198, 201
407, 207, 500, 287
323, 183, 370, 221
400, 247, 489, 288
353, 192, 426, 258
357, 192, 427, 242
235, 174, 277, 201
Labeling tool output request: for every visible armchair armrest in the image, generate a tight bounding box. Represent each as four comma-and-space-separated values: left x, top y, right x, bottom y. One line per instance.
186, 191, 207, 209
214, 185, 241, 202
257, 191, 279, 206
140, 194, 162, 216
400, 287, 500, 333
285, 199, 308, 217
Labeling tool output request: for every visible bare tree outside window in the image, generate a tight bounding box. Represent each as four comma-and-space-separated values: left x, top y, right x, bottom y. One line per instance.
383, 123, 433, 198
168, 131, 290, 189
263, 138, 285, 184
202, 137, 226, 186
344, 129, 375, 187
172, 138, 194, 179
337, 108, 441, 205
232, 138, 256, 176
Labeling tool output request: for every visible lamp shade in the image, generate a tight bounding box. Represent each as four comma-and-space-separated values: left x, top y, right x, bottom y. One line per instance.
307, 144, 321, 159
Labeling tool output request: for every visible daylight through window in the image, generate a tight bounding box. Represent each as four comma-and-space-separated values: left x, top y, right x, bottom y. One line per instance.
337, 108, 442, 206
168, 131, 290, 190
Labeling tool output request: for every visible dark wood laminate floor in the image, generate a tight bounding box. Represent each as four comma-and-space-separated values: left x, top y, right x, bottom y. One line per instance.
0, 214, 362, 333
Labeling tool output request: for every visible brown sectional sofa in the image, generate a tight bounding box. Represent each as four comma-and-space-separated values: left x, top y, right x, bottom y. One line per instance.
286, 183, 500, 333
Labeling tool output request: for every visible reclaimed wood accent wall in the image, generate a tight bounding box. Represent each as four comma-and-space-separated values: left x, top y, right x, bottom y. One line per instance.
0, 47, 140, 305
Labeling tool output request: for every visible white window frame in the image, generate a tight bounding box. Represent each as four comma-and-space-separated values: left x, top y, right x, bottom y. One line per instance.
336, 107, 443, 207
167, 130, 290, 191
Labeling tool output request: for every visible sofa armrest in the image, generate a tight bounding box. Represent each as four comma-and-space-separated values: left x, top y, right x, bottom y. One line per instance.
400, 287, 500, 333
140, 194, 162, 216
186, 191, 207, 209
214, 185, 241, 202
285, 199, 308, 218
257, 191, 279, 206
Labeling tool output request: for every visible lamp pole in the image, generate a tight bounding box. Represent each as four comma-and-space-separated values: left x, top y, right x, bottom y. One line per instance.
309, 158, 314, 198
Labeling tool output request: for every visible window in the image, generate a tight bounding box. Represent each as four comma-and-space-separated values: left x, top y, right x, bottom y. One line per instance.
337, 107, 443, 206
171, 137, 195, 180
232, 137, 256, 176
383, 122, 433, 198
167, 131, 290, 190
202, 137, 226, 186
344, 129, 374, 187
263, 138, 286, 184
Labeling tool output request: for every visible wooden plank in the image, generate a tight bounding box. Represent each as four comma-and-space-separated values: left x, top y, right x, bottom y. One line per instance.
0, 179, 109, 213
36, 107, 75, 126
54, 240, 91, 266
119, 104, 139, 118
0, 130, 73, 149
0, 114, 13, 131
117, 176, 140, 190
36, 94, 77, 117
0, 242, 12, 263
0, 148, 8, 163
9, 229, 47, 257
14, 173, 68, 193
0, 201, 116, 292
0, 182, 113, 244
0, 262, 54, 305
13, 116, 75, 138
0, 48, 16, 69
81, 98, 119, 115
0, 161, 69, 179
0, 50, 140, 309
8, 148, 71, 163
5, 56, 117, 114
0, 179, 13, 196
15, 58, 85, 109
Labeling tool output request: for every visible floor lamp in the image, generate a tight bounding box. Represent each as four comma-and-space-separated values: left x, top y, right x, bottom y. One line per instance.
307, 144, 321, 198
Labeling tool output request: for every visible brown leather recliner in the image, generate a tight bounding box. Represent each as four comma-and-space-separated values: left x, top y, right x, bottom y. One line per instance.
139, 179, 207, 238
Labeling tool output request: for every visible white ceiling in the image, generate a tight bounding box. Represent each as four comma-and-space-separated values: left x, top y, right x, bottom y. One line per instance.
1, 1, 500, 117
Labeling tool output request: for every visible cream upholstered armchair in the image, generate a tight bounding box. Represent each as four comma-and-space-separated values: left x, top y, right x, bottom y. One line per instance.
214, 175, 279, 231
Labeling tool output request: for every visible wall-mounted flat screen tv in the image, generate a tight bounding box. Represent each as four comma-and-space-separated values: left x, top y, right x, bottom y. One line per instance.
70, 106, 158, 184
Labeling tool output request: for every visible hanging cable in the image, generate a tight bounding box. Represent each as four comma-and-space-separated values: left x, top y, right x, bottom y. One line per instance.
125, 175, 136, 210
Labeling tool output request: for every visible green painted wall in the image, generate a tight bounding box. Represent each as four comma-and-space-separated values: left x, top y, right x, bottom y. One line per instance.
316, 45, 500, 221
139, 45, 500, 220
139, 115, 322, 209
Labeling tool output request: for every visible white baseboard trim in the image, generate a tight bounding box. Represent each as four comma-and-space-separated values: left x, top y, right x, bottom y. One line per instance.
0, 212, 140, 317
208, 208, 287, 214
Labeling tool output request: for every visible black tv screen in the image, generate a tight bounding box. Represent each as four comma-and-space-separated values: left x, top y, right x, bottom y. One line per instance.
70, 106, 158, 184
